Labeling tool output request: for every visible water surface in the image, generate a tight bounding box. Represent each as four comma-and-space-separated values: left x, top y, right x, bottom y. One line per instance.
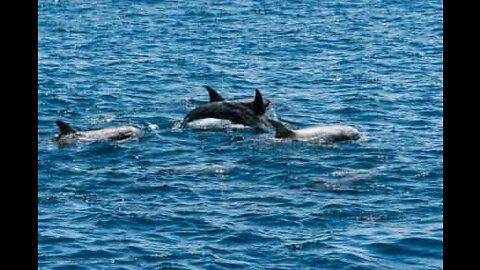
38, 0, 443, 269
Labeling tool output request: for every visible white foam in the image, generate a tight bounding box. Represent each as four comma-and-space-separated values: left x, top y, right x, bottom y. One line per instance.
147, 124, 158, 130
156, 163, 236, 175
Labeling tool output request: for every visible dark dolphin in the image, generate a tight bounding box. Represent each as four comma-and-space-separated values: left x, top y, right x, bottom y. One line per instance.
205, 85, 272, 112
181, 87, 274, 131
53, 120, 141, 144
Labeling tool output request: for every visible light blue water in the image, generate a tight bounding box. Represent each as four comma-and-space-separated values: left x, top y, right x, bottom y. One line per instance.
38, 0, 443, 269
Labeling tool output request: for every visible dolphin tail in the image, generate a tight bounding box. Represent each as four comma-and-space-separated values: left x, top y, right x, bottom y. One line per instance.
56, 120, 77, 135
205, 85, 225, 102
268, 119, 295, 138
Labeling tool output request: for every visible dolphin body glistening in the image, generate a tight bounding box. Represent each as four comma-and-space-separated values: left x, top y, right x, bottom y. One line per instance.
181, 86, 275, 131
53, 120, 142, 144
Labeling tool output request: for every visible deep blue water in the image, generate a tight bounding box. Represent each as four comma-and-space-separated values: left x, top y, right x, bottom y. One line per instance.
38, 0, 443, 269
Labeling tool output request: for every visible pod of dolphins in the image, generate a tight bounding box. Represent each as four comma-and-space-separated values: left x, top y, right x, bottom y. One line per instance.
53, 86, 361, 145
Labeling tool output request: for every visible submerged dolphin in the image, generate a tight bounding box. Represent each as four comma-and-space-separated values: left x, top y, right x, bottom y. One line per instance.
181, 87, 274, 131
53, 120, 141, 144
268, 119, 360, 143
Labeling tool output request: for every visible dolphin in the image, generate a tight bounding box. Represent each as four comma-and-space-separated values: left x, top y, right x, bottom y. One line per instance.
268, 119, 361, 143
181, 87, 275, 131
53, 120, 141, 144
205, 85, 271, 112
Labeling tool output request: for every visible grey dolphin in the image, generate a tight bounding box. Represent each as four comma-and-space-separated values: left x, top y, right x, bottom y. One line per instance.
268, 119, 360, 143
181, 88, 274, 131
53, 120, 141, 144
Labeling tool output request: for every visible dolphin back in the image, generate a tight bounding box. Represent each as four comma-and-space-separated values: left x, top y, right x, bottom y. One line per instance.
53, 121, 141, 144
268, 119, 295, 138
205, 86, 225, 102
56, 120, 77, 135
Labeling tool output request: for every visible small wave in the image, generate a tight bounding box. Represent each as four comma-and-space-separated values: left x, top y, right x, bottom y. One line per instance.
217, 231, 281, 246
356, 134, 369, 142
87, 115, 115, 124
330, 167, 381, 180
332, 106, 364, 114
156, 163, 236, 176
171, 120, 183, 130
147, 123, 158, 130
367, 237, 443, 259
285, 238, 331, 251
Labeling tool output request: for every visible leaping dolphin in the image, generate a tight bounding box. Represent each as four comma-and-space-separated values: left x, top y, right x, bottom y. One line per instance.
181, 86, 275, 131
268, 119, 361, 143
53, 120, 142, 144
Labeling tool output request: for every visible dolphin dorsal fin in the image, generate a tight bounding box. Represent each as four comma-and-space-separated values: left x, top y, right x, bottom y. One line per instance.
56, 120, 76, 135
253, 89, 266, 115
205, 86, 224, 102
269, 119, 295, 138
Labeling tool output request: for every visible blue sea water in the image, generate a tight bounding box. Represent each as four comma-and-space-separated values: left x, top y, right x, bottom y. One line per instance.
38, 0, 443, 269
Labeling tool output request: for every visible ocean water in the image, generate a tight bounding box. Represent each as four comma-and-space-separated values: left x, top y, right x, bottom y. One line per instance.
38, 0, 443, 269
